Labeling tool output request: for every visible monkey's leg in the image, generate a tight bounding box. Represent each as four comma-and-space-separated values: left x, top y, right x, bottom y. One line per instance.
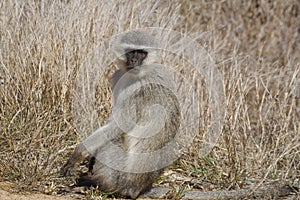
61, 121, 121, 176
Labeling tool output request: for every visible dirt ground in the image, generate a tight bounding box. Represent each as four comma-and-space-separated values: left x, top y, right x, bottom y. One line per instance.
0, 182, 157, 200
0, 182, 298, 200
0, 190, 72, 200
0, 182, 74, 200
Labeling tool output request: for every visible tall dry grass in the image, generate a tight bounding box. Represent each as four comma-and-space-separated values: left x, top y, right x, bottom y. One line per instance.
0, 0, 299, 198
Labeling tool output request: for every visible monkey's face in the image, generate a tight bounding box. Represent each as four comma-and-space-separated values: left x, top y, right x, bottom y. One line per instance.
125, 49, 148, 70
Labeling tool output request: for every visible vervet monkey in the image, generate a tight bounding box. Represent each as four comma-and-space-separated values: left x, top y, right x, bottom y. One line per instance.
61, 30, 180, 199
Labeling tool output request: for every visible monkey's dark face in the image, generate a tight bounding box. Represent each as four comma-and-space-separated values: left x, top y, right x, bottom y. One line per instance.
125, 49, 148, 70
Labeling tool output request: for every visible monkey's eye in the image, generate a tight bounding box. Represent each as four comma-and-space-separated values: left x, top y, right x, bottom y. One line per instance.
126, 49, 147, 56
136, 50, 147, 58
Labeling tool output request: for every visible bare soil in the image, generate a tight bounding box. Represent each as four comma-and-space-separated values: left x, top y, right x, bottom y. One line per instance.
0, 182, 74, 200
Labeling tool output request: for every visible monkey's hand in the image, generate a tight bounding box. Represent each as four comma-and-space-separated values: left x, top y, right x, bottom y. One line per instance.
60, 143, 89, 176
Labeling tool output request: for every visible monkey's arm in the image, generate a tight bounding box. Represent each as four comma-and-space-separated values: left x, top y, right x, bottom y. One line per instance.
61, 143, 89, 176
61, 121, 121, 176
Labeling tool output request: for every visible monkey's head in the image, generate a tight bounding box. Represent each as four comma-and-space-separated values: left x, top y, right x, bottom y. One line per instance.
113, 30, 159, 71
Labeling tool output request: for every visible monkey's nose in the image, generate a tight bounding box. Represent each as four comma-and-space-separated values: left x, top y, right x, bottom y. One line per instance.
130, 58, 139, 66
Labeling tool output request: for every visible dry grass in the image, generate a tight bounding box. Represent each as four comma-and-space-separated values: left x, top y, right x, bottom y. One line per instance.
0, 0, 299, 199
